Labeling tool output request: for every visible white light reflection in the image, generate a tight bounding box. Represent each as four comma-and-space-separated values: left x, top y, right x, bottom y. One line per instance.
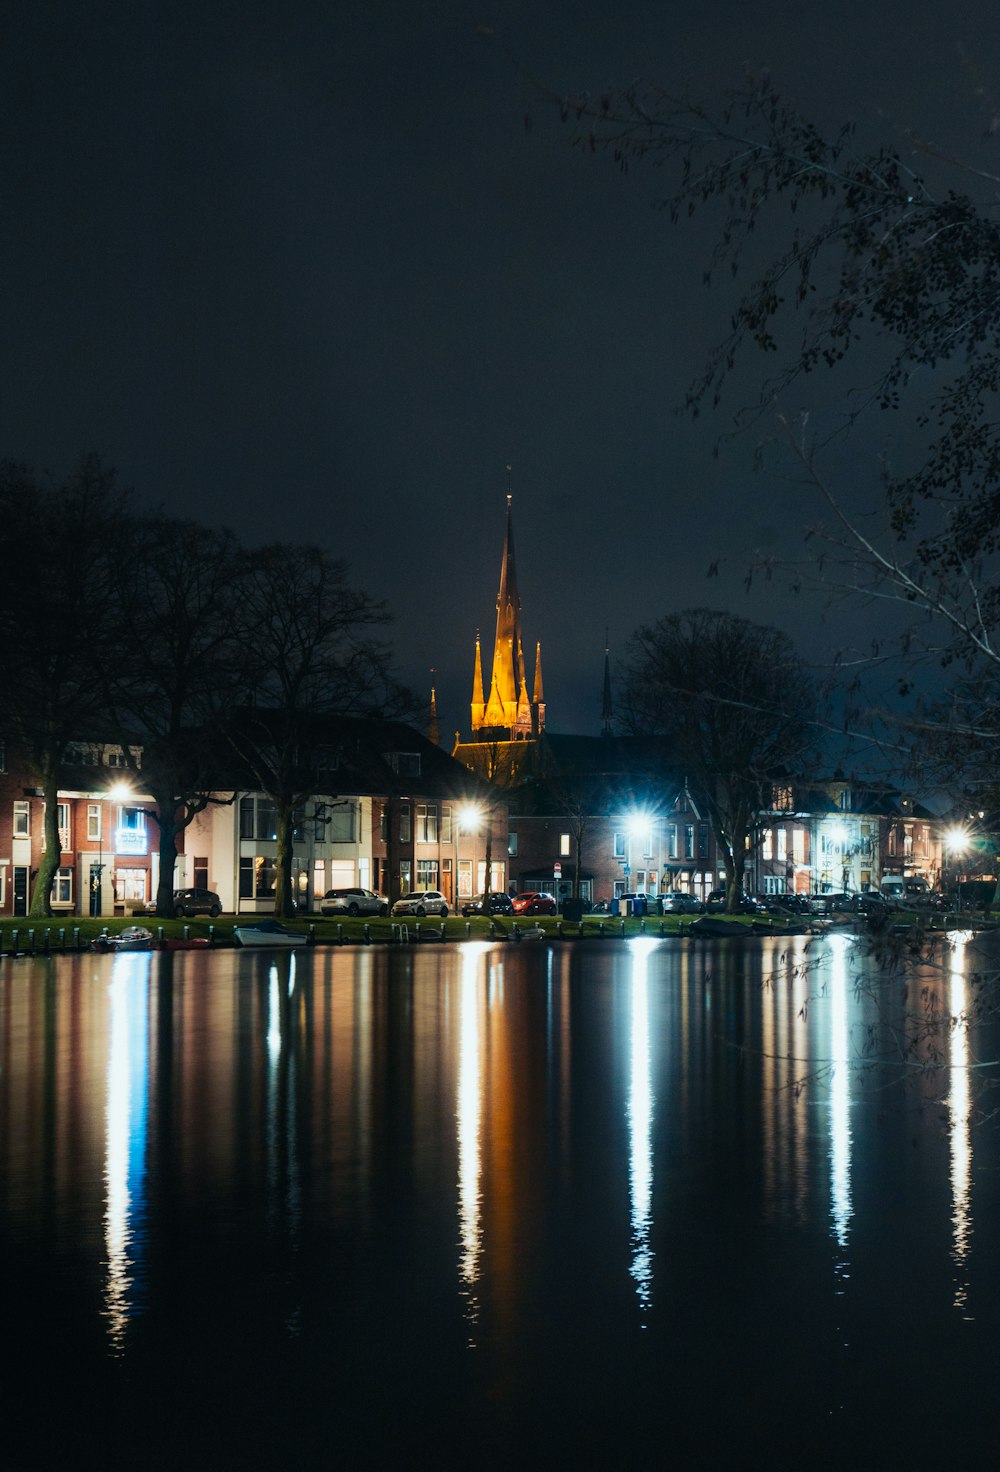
103, 954, 150, 1354
627, 938, 657, 1321
457, 942, 490, 1336
827, 935, 853, 1277
948, 934, 973, 1316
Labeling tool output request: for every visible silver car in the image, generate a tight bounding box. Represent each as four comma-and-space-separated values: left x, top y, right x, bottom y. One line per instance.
320, 887, 388, 917
661, 891, 704, 914
391, 890, 449, 917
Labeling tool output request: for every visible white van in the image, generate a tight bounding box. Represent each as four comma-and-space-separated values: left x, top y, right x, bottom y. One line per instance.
880, 875, 929, 903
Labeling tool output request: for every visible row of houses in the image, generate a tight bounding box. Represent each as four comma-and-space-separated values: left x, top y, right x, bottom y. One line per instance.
0, 722, 989, 918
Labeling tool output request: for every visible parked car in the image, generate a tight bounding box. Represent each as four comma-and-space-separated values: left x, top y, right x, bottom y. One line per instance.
169, 887, 222, 918
462, 892, 515, 917
852, 892, 891, 915
660, 891, 705, 914
768, 894, 812, 915
707, 890, 762, 913
809, 891, 852, 915
511, 891, 558, 915
391, 890, 449, 917
319, 887, 388, 917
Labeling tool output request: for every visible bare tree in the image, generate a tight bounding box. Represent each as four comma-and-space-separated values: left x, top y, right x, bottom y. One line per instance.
542, 74, 1000, 783
107, 514, 246, 915
226, 543, 412, 918
619, 609, 818, 910
0, 455, 126, 916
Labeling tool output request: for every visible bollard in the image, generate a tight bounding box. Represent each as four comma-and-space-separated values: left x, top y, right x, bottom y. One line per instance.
11, 928, 18, 954
336, 923, 343, 945
599, 922, 604, 938
465, 921, 471, 939
184, 925, 190, 942
28, 930, 36, 953
620, 920, 625, 938
557, 921, 563, 939
73, 926, 80, 951
208, 925, 215, 947
308, 924, 316, 946
363, 923, 371, 944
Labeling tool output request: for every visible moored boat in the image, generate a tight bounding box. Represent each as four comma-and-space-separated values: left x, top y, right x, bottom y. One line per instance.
90, 925, 156, 952
233, 921, 309, 949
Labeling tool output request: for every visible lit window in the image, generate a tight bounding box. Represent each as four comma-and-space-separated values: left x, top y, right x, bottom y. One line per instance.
417, 804, 439, 843
51, 867, 73, 905
88, 804, 101, 841
400, 804, 411, 843
560, 833, 570, 856
508, 832, 518, 857
13, 800, 29, 837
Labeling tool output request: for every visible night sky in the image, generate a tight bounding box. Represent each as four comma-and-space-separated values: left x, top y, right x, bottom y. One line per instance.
5, 1, 1000, 747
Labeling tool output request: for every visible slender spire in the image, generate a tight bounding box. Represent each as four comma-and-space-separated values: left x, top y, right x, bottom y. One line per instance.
467, 474, 546, 740
428, 679, 439, 747
533, 641, 544, 703
487, 481, 524, 722
470, 632, 485, 732
601, 630, 613, 736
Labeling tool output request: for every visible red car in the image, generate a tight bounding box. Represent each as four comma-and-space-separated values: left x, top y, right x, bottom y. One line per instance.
512, 891, 558, 916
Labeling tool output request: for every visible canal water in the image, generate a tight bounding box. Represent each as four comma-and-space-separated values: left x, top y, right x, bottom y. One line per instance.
1, 933, 998, 1469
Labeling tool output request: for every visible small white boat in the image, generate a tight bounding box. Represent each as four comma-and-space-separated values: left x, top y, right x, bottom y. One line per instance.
233, 921, 309, 949
514, 924, 547, 942
90, 925, 156, 952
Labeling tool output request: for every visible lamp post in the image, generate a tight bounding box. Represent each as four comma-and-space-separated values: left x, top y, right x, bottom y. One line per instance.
456, 803, 483, 908
626, 811, 650, 914
92, 780, 132, 918
943, 825, 970, 904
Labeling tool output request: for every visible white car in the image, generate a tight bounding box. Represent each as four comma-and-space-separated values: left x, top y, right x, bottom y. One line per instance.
319, 887, 388, 917
391, 890, 449, 917
661, 891, 705, 914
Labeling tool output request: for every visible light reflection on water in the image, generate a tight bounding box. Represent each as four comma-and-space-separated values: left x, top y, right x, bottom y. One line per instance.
627, 938, 656, 1321
2, 932, 999, 1465
102, 953, 150, 1354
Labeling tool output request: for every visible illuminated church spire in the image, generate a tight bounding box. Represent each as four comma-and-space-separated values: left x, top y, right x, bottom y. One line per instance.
469, 476, 545, 740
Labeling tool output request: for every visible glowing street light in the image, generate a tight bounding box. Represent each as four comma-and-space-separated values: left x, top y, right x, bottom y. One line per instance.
456, 803, 484, 905
92, 780, 133, 918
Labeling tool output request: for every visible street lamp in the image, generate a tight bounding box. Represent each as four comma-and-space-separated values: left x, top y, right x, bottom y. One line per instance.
93, 780, 132, 918
456, 803, 483, 906
943, 825, 970, 902
625, 810, 651, 913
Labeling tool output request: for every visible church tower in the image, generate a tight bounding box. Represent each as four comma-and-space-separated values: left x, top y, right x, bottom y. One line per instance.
469, 487, 545, 742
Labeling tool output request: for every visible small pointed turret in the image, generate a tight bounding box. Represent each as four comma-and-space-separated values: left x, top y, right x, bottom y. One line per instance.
601, 632, 613, 736
471, 632, 485, 733
428, 686, 439, 747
